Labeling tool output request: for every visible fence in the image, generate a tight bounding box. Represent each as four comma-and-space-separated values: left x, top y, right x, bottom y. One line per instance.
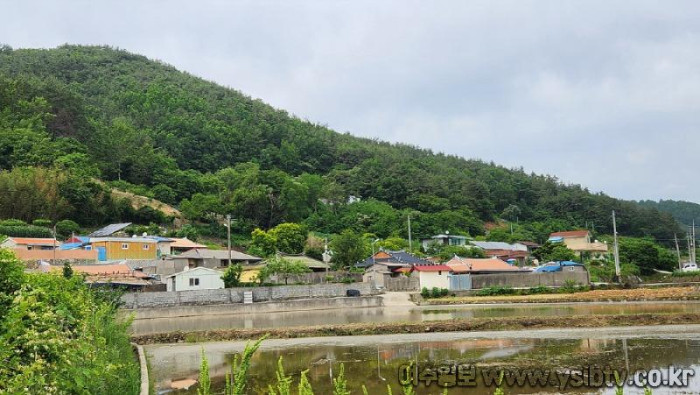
384, 275, 420, 291
468, 271, 589, 290
449, 274, 473, 291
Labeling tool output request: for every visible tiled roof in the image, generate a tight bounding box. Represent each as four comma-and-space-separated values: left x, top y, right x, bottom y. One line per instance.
412, 264, 452, 272
7, 237, 58, 246
169, 238, 208, 249
446, 257, 521, 273
470, 241, 519, 250
356, 250, 430, 268
174, 248, 262, 261
549, 230, 589, 238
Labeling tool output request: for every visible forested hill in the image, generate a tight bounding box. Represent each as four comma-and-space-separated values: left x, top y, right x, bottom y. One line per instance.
0, 44, 682, 242
639, 200, 700, 228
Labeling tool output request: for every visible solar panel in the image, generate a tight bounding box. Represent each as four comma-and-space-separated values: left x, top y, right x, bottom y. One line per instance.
88, 223, 132, 237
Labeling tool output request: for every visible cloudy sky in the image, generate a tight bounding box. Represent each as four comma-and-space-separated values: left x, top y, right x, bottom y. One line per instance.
3, 1, 700, 203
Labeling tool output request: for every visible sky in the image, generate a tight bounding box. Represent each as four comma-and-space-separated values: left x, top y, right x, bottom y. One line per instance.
3, 1, 700, 203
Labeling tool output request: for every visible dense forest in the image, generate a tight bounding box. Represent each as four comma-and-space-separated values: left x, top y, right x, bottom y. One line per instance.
0, 44, 684, 244
639, 200, 700, 228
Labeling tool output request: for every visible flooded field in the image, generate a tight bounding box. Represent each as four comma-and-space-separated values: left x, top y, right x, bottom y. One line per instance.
147, 326, 700, 394
131, 301, 700, 335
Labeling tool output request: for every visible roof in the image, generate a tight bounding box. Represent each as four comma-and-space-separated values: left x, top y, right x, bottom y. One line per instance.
90, 237, 157, 243
518, 241, 540, 247
430, 234, 468, 240
51, 263, 149, 278
88, 223, 132, 237
446, 257, 522, 273
145, 236, 174, 242
549, 230, 590, 238
59, 242, 85, 250
412, 264, 452, 272
173, 248, 262, 262
169, 238, 208, 249
5, 237, 58, 246
278, 254, 330, 270
484, 249, 529, 258
470, 241, 519, 250
165, 266, 222, 278
356, 250, 430, 268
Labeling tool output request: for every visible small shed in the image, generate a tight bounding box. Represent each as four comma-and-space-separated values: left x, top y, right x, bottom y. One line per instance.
165, 267, 224, 292
412, 264, 452, 289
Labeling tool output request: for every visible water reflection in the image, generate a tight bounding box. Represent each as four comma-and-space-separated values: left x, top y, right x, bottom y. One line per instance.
131, 301, 700, 336
150, 336, 700, 394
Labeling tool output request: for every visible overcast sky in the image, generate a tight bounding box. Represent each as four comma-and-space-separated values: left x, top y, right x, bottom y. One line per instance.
3, 1, 700, 203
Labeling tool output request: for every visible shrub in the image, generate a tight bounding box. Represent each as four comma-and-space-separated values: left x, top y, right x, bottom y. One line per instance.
420, 287, 430, 298
32, 219, 53, 227
476, 286, 516, 296
431, 287, 441, 298
440, 288, 449, 297
528, 285, 551, 294
56, 219, 80, 238
0, 224, 52, 238
221, 264, 243, 288
0, 219, 27, 226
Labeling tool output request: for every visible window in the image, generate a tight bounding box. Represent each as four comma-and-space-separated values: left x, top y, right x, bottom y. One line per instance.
27, 246, 33, 250
189, 278, 200, 287
438, 271, 442, 275
85, 246, 92, 251
143, 244, 150, 250
121, 243, 129, 250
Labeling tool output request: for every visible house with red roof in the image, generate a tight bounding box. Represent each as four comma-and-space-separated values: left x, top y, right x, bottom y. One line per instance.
411, 264, 452, 289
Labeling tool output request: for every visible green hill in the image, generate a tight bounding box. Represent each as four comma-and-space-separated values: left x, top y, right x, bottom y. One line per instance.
0, 44, 682, 242
639, 199, 700, 228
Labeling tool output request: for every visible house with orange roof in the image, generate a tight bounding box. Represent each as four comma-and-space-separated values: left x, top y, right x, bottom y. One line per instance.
168, 237, 209, 255
445, 257, 525, 274
1, 237, 60, 250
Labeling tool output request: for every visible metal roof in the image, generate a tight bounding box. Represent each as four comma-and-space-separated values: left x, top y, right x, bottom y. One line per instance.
88, 223, 132, 237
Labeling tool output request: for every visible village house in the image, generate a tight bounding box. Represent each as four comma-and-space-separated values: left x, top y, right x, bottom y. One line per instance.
445, 256, 525, 274
277, 253, 331, 272
548, 230, 608, 260
356, 250, 430, 270
420, 234, 470, 251
168, 237, 208, 255
90, 237, 158, 261
1, 237, 60, 250
411, 264, 452, 289
165, 267, 225, 292
170, 248, 262, 269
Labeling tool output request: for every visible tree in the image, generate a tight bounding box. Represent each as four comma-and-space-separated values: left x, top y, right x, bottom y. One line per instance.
269, 223, 308, 254
249, 228, 277, 257
62, 262, 73, 279
221, 264, 242, 288
533, 242, 577, 262
619, 237, 676, 275
330, 230, 368, 269
258, 257, 310, 285
55, 219, 80, 239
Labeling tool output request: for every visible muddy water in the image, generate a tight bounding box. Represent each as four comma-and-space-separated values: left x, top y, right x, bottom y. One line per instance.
147, 327, 700, 394
131, 301, 700, 335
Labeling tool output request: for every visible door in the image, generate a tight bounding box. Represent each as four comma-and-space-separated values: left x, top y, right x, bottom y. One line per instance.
97, 247, 106, 261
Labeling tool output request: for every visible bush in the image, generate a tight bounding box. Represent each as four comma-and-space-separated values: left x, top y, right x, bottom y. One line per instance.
32, 219, 53, 227
476, 286, 516, 296
0, 219, 27, 226
431, 287, 441, 298
0, 225, 52, 238
440, 288, 449, 297
0, 251, 140, 394
528, 285, 551, 294
420, 287, 430, 298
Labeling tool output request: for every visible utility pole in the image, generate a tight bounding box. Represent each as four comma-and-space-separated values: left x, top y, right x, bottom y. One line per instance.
407, 214, 412, 252
675, 234, 682, 270
612, 211, 621, 281
692, 221, 697, 263
52, 224, 57, 265
226, 214, 232, 267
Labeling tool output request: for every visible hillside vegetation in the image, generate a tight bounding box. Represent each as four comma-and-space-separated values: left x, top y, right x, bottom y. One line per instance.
639, 199, 700, 228
0, 44, 682, 243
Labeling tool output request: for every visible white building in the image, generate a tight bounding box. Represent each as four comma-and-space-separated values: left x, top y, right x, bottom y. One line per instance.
412, 265, 452, 289
165, 267, 225, 292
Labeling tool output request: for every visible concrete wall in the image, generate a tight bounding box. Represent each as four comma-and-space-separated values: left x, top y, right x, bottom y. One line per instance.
122, 282, 377, 309
384, 275, 419, 291
470, 271, 589, 289
126, 295, 384, 321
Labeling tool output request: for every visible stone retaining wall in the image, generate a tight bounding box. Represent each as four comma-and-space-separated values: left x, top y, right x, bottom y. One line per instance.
121, 282, 377, 309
